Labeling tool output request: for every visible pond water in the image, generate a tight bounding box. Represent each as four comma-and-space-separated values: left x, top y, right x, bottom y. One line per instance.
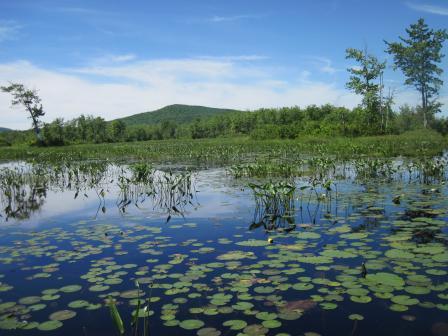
0, 161, 447, 336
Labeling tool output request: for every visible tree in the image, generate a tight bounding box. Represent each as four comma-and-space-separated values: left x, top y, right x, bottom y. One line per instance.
1, 83, 45, 141
76, 115, 88, 141
385, 18, 448, 128
345, 48, 386, 130
42, 118, 65, 146
89, 117, 108, 143
159, 120, 176, 139
111, 120, 127, 141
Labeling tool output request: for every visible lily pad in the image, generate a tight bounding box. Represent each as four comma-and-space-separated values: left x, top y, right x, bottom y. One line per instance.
49, 310, 77, 321
223, 319, 247, 330
37, 321, 63, 331
348, 314, 364, 320
179, 319, 204, 330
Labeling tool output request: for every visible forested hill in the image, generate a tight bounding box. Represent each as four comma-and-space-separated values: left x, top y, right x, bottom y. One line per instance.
115, 104, 241, 126
0, 127, 11, 133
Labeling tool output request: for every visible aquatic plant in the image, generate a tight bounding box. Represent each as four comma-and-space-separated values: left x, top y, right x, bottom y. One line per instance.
248, 181, 296, 232
108, 281, 154, 336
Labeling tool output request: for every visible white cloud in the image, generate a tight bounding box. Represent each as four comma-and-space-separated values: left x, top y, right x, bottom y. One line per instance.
196, 55, 269, 62
90, 53, 137, 64
208, 14, 262, 23
393, 89, 420, 107
0, 21, 21, 42
297, 56, 344, 75
56, 7, 99, 14
0, 57, 363, 130
406, 2, 448, 15
389, 87, 448, 116
309, 57, 340, 74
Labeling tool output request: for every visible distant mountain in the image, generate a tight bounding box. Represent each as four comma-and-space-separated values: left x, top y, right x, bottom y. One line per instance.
115, 104, 241, 126
0, 127, 11, 133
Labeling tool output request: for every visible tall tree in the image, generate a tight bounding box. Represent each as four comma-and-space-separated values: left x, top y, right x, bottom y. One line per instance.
345, 48, 386, 129
111, 120, 127, 141
1, 83, 45, 140
385, 18, 448, 128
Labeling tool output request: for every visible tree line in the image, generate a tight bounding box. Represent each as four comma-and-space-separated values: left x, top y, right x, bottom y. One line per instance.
1, 18, 447, 146
2, 103, 448, 146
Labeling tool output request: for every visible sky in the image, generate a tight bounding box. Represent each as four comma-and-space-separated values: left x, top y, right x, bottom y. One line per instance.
0, 0, 447, 130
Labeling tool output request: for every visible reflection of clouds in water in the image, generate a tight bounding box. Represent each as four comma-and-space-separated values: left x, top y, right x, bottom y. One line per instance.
0, 167, 252, 228
2, 189, 103, 228
191, 168, 253, 218
194, 189, 251, 218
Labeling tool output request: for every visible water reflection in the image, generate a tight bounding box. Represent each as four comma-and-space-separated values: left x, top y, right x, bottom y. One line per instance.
0, 163, 198, 223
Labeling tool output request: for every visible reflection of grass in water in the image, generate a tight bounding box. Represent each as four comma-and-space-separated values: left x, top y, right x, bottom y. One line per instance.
248, 181, 296, 232
3, 153, 445, 223
117, 168, 197, 222
229, 161, 305, 178
0, 162, 197, 222
229, 156, 447, 183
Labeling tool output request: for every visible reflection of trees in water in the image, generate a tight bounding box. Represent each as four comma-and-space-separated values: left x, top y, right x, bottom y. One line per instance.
1, 184, 47, 221
0, 163, 197, 222
0, 166, 47, 221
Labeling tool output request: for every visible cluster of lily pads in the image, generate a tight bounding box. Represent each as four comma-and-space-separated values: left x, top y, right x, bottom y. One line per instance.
0, 169, 447, 335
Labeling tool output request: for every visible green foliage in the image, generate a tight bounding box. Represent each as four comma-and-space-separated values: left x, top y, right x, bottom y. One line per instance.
1, 132, 446, 164
108, 298, 124, 335
1, 82, 45, 141
39, 115, 109, 145
116, 104, 239, 126
42, 118, 66, 146
430, 116, 448, 136
111, 120, 127, 141
385, 18, 448, 127
345, 48, 386, 132
345, 48, 386, 109
2, 102, 448, 147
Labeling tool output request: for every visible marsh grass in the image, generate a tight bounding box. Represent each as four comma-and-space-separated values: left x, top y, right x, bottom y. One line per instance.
0, 131, 446, 164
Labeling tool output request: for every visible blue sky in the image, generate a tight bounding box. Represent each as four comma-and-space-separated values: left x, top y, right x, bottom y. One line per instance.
0, 0, 447, 129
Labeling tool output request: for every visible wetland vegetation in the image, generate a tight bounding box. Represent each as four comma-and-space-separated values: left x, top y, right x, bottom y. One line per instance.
0, 140, 447, 335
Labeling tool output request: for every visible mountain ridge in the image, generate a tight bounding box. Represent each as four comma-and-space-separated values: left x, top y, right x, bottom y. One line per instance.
114, 104, 241, 126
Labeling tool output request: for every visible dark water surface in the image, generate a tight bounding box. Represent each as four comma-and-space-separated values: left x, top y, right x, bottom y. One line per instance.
0, 163, 447, 336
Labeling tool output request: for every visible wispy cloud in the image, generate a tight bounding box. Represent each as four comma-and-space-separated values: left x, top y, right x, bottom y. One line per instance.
314, 57, 339, 74
54, 6, 105, 15
302, 56, 342, 75
196, 55, 269, 62
208, 14, 263, 23
406, 2, 448, 15
0, 21, 21, 42
90, 54, 137, 65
